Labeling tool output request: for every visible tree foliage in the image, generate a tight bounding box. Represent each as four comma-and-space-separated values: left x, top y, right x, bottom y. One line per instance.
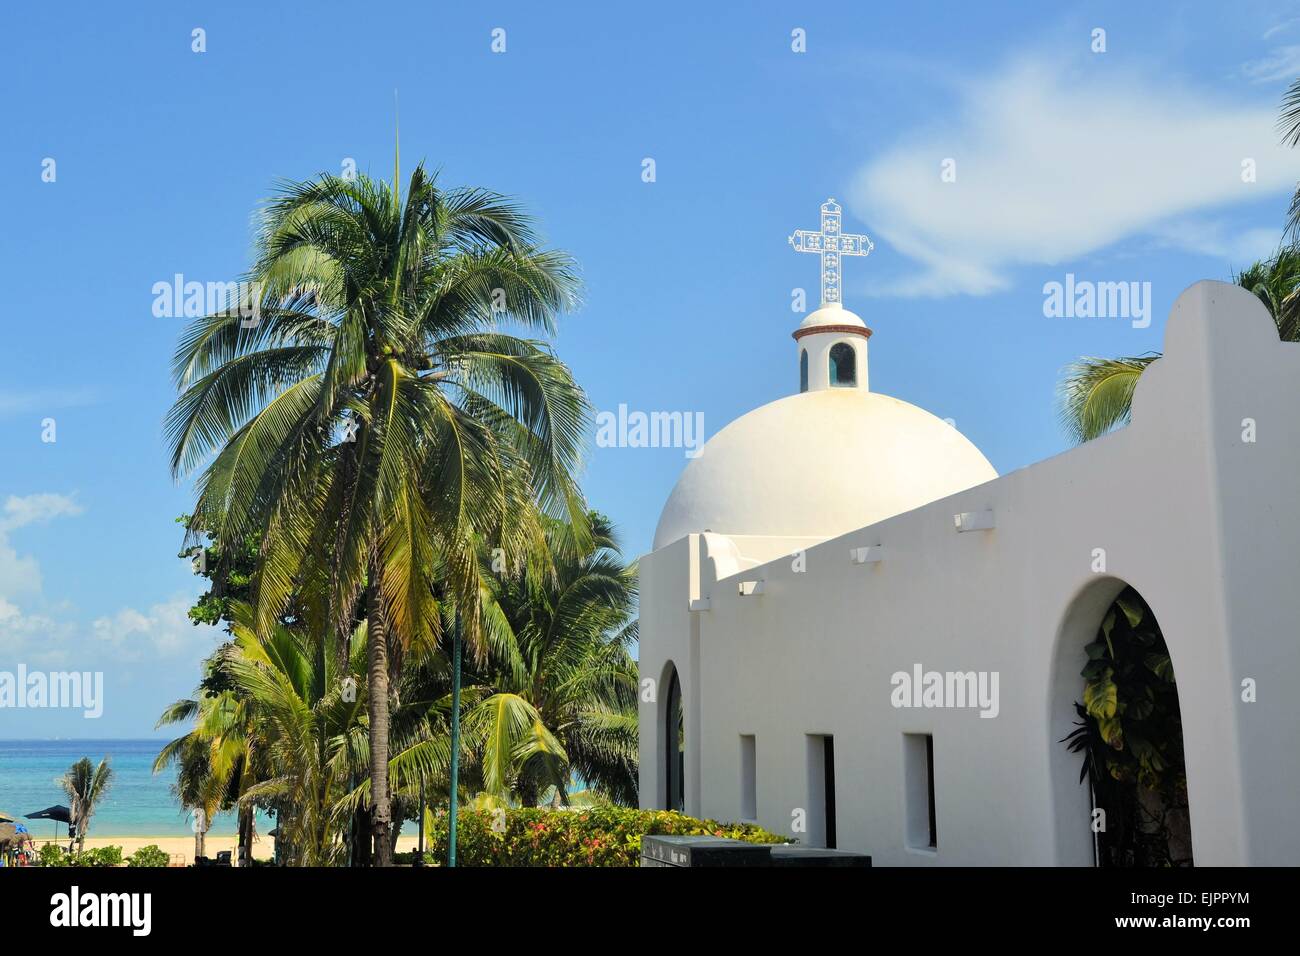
1063, 587, 1191, 866
164, 161, 590, 864
1056, 245, 1300, 442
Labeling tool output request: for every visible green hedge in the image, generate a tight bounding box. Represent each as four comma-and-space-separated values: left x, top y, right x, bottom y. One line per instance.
38, 844, 125, 867
412, 807, 787, 867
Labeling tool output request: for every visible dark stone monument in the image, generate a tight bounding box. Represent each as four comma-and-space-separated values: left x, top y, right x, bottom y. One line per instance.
641, 836, 772, 867
768, 845, 872, 867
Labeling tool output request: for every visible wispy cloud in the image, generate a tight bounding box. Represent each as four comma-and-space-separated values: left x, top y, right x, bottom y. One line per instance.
1264, 18, 1300, 41
850, 57, 1300, 298
1145, 219, 1282, 264
0, 387, 98, 418
1240, 44, 1300, 84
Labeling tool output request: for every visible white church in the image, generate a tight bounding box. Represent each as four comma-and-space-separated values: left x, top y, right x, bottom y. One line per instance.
637, 199, 1300, 866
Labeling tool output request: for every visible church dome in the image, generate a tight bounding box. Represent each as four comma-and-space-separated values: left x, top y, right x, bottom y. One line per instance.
652, 389, 997, 550
652, 197, 997, 552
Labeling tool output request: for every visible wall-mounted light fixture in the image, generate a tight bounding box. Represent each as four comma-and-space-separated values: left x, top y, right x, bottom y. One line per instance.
954, 510, 995, 532
850, 546, 884, 564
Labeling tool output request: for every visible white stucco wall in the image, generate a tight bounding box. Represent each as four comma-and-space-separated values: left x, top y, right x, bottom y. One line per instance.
638, 281, 1300, 866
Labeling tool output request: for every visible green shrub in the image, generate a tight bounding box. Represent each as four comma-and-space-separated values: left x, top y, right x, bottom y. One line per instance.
37, 843, 68, 867
37, 844, 125, 867
43, 845, 124, 867
76, 846, 124, 867
422, 806, 786, 867
127, 844, 169, 867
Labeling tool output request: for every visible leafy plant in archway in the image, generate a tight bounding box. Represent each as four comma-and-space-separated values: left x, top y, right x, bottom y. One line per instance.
1063, 586, 1193, 866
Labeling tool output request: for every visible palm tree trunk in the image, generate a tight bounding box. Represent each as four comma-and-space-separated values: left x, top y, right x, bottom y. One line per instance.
448, 612, 462, 867
332, 443, 359, 671
366, 569, 393, 867
417, 780, 425, 859
237, 804, 254, 866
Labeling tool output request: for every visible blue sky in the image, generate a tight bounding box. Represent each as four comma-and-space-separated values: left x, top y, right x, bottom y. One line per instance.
3, 0, 1299, 736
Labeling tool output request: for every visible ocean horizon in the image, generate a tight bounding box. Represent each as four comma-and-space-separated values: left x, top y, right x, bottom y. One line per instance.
0, 738, 259, 837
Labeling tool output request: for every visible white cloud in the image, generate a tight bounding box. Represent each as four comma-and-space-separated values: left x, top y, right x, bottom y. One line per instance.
0, 493, 83, 601
850, 58, 1300, 298
0, 537, 42, 600
0, 495, 213, 695
0, 596, 75, 667
1, 492, 84, 531
92, 596, 219, 658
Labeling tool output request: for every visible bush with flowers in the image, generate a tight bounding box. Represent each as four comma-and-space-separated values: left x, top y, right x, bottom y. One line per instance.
415, 806, 786, 867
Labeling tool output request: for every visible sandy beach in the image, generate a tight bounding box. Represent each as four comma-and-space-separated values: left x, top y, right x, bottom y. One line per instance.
47, 833, 425, 866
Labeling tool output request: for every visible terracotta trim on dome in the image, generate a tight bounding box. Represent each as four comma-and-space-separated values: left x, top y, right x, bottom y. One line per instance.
792, 323, 873, 341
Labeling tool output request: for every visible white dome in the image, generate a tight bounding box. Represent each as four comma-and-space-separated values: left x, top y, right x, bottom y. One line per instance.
796, 301, 867, 332
653, 389, 997, 550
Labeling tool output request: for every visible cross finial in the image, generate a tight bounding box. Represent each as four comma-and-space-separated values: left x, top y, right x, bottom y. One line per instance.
788, 198, 874, 306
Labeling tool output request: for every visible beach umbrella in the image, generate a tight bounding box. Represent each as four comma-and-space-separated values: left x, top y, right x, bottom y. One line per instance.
0, 811, 17, 824
25, 804, 72, 842
25, 805, 72, 823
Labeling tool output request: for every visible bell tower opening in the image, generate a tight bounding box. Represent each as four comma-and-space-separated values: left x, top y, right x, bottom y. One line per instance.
829, 342, 856, 387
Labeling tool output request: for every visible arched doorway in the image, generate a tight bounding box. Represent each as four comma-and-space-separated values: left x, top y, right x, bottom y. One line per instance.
1052, 579, 1193, 866
663, 664, 685, 812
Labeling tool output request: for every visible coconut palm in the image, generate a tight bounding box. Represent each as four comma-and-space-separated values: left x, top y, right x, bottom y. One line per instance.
1055, 355, 1158, 445
391, 514, 638, 807
1280, 78, 1300, 237
1057, 247, 1300, 442
159, 732, 225, 861
155, 659, 266, 865
220, 610, 368, 866
59, 757, 113, 852
165, 162, 589, 864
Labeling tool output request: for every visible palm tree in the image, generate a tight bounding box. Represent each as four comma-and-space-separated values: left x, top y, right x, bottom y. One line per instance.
1279, 78, 1300, 237
1057, 247, 1300, 442
161, 733, 224, 861
392, 514, 639, 807
155, 660, 265, 865
1055, 355, 1158, 445
59, 757, 113, 852
165, 162, 589, 864
221, 609, 368, 866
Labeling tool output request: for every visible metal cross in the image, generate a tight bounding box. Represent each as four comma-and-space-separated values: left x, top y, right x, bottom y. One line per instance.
788, 198, 873, 306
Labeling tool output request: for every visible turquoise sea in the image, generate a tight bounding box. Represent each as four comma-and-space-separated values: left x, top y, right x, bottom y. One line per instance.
0, 739, 251, 836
